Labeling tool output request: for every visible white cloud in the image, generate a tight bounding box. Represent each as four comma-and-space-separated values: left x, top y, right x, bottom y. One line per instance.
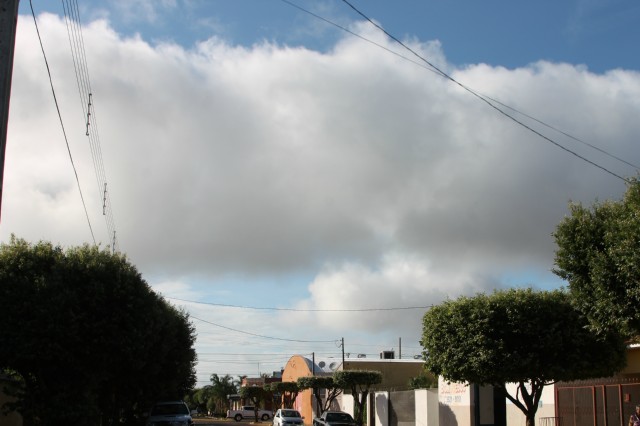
5, 12, 640, 379
292, 254, 482, 332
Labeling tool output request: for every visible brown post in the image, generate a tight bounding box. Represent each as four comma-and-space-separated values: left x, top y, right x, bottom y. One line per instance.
619, 385, 624, 426
601, 385, 608, 426
0, 0, 20, 222
592, 386, 597, 426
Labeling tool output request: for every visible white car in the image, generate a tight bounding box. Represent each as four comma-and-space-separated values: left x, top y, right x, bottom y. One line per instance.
273, 408, 304, 426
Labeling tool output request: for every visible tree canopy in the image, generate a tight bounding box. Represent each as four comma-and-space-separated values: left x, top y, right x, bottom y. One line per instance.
0, 238, 197, 425
408, 370, 438, 390
238, 386, 266, 422
266, 381, 300, 409
333, 370, 382, 426
209, 374, 238, 414
297, 376, 342, 415
554, 178, 640, 338
421, 288, 626, 426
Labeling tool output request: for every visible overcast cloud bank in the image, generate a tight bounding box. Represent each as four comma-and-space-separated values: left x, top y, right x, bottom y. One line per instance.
4, 13, 639, 381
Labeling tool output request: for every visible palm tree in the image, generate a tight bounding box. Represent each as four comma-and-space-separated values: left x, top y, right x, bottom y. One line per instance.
210, 374, 238, 414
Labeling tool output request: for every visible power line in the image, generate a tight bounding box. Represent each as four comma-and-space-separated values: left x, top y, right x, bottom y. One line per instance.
279, 0, 634, 182
336, 0, 631, 183
61, 0, 119, 252
481, 94, 640, 170
169, 296, 432, 312
29, 0, 96, 244
197, 352, 314, 356
190, 315, 339, 343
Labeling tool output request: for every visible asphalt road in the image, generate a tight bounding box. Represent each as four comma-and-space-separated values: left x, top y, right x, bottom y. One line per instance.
193, 418, 271, 426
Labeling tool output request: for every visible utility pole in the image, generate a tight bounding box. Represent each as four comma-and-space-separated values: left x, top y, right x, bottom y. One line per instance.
0, 0, 20, 222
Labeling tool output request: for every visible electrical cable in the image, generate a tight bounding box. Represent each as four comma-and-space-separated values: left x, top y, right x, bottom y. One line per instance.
337, 0, 631, 183
61, 0, 119, 252
190, 315, 340, 343
481, 94, 640, 170
278, 0, 635, 182
29, 0, 96, 244
168, 296, 432, 312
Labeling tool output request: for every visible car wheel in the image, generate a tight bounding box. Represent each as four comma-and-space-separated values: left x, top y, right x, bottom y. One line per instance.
262, 413, 270, 421
235, 414, 242, 422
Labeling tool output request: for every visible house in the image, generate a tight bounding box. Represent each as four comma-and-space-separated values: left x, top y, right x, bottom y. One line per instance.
434, 377, 555, 426
281, 352, 426, 424
554, 344, 640, 426
228, 375, 282, 411
433, 344, 640, 426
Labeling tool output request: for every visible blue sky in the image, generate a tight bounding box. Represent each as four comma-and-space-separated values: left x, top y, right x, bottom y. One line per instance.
7, 0, 640, 385
21, 0, 640, 71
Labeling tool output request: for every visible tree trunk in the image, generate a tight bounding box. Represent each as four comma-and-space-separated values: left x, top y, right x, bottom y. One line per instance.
353, 391, 368, 426
526, 413, 536, 426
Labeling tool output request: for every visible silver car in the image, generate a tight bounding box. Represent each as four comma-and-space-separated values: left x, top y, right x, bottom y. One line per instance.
273, 408, 304, 426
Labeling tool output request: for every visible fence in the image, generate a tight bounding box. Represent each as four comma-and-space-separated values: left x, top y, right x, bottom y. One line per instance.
556, 379, 640, 426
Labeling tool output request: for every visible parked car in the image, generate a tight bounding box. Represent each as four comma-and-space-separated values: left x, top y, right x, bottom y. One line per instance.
227, 405, 272, 421
273, 408, 304, 426
146, 400, 193, 426
313, 411, 356, 426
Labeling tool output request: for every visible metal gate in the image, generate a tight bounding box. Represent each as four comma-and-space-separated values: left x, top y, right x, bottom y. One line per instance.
389, 390, 415, 426
556, 379, 640, 426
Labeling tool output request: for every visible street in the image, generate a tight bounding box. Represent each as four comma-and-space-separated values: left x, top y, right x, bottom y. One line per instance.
193, 418, 271, 426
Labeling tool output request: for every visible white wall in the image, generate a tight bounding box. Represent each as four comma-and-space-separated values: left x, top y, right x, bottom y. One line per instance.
373, 391, 389, 426
505, 383, 555, 426
416, 388, 439, 426
436, 378, 557, 426
439, 377, 474, 426
369, 388, 438, 426
340, 394, 354, 417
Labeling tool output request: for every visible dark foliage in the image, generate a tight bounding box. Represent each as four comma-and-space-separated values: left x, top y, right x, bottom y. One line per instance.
0, 238, 197, 425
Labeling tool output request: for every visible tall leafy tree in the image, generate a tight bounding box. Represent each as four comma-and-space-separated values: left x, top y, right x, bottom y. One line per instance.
0, 238, 197, 425
190, 385, 215, 415
263, 383, 282, 411
421, 288, 626, 426
297, 376, 342, 416
210, 374, 238, 414
333, 370, 382, 426
553, 178, 640, 338
266, 381, 300, 409
238, 386, 266, 422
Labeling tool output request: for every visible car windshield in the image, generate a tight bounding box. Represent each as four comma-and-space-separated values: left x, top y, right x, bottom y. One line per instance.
326, 413, 353, 422
151, 403, 189, 415
282, 410, 301, 417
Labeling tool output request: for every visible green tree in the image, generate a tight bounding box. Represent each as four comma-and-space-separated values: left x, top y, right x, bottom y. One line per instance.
210, 374, 238, 415
238, 386, 266, 422
297, 376, 342, 416
408, 370, 438, 390
333, 370, 382, 426
263, 383, 281, 411
191, 385, 215, 415
266, 381, 300, 409
421, 288, 626, 426
553, 178, 640, 338
0, 238, 197, 425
